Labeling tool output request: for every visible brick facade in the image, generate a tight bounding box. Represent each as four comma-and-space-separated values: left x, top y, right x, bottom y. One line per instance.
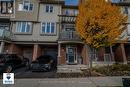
7, 44, 23, 55
32, 44, 42, 61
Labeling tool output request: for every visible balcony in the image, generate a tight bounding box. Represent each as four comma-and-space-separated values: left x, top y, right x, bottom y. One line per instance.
58, 31, 81, 41
59, 15, 76, 23
0, 29, 13, 41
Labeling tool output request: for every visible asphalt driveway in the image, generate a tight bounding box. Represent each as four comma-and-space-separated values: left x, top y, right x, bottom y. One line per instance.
0, 67, 57, 79
14, 67, 57, 78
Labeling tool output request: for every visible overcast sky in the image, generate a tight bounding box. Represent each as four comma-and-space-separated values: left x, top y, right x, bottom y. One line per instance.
65, 0, 79, 5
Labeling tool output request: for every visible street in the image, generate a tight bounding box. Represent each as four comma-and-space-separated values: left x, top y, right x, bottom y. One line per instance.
0, 76, 129, 87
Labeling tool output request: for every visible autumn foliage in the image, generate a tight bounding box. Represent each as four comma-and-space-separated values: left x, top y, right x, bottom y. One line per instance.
76, 0, 127, 48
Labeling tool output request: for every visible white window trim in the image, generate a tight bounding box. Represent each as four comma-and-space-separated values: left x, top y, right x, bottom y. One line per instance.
45, 5, 54, 13
16, 22, 32, 34
41, 22, 56, 35
66, 45, 77, 64
18, 0, 34, 12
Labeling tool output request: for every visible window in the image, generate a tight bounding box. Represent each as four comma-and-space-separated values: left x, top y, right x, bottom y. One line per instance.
65, 24, 75, 31
123, 7, 130, 15
64, 9, 78, 16
111, 0, 124, 3
16, 22, 32, 33
18, 0, 33, 11
41, 22, 56, 34
45, 5, 53, 13
128, 7, 130, 15
0, 23, 9, 30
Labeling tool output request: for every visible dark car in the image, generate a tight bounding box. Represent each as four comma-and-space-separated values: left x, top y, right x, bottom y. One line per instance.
31, 55, 54, 72
0, 54, 29, 74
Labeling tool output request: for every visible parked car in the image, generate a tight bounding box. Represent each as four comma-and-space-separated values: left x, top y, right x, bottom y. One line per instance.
31, 55, 54, 72
0, 54, 29, 74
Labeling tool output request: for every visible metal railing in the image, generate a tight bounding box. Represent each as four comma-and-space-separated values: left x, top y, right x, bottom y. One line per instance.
58, 31, 81, 41
0, 29, 13, 40
89, 53, 113, 62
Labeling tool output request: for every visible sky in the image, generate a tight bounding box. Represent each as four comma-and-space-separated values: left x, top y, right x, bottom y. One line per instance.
65, 0, 79, 5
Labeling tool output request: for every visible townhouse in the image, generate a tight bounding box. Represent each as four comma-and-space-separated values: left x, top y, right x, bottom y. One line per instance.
0, 0, 130, 72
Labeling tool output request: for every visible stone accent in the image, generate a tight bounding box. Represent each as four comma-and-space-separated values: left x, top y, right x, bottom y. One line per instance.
57, 65, 88, 73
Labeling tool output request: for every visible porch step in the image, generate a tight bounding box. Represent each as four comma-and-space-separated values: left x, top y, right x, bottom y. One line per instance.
57, 65, 88, 73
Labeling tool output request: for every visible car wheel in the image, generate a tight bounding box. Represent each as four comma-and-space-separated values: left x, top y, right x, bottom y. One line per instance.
5, 66, 12, 73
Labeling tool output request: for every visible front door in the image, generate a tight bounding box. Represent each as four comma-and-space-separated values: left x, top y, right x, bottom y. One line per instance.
67, 47, 77, 64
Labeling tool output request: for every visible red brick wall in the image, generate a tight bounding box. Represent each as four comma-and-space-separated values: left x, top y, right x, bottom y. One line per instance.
124, 44, 130, 61
32, 44, 42, 61
98, 47, 105, 61
59, 45, 66, 64
114, 44, 124, 62
81, 45, 89, 65
7, 44, 23, 55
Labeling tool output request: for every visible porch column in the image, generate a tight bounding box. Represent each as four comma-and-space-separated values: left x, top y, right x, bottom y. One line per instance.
58, 43, 61, 65
8, 44, 14, 54
82, 45, 89, 65
33, 44, 41, 61
110, 46, 115, 62
121, 43, 127, 64
7, 44, 23, 55
85, 45, 89, 65
0, 41, 5, 53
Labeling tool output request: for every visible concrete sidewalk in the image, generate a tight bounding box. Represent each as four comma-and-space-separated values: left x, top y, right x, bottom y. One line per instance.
0, 76, 130, 87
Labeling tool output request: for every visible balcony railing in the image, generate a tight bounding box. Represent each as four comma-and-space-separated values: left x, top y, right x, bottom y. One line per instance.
111, 0, 130, 4
88, 53, 114, 62
0, 29, 13, 40
58, 15, 76, 23
58, 31, 81, 41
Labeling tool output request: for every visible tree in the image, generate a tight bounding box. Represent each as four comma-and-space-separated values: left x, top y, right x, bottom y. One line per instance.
76, 0, 127, 72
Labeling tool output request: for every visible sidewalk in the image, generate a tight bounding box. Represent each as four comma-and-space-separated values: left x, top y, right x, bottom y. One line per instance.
0, 76, 130, 87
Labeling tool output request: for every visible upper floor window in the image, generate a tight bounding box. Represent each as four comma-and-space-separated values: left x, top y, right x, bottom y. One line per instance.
18, 0, 33, 11
64, 24, 75, 31
63, 9, 78, 16
123, 7, 130, 15
16, 22, 32, 33
0, 23, 9, 30
45, 5, 53, 13
41, 22, 56, 34
111, 0, 124, 3
0, 1, 14, 14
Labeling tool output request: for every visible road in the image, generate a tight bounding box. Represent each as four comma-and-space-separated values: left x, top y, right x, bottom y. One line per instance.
0, 76, 129, 87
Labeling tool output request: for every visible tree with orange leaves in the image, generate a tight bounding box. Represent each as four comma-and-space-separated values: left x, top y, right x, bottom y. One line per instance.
76, 0, 127, 71
76, 0, 127, 49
